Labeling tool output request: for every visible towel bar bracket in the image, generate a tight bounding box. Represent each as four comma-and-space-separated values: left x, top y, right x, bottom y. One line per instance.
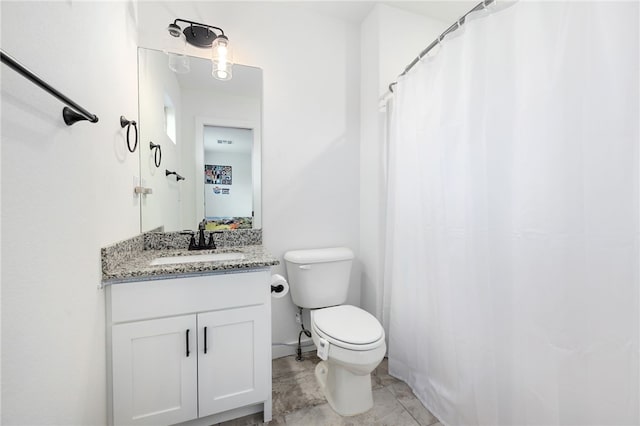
63, 107, 98, 126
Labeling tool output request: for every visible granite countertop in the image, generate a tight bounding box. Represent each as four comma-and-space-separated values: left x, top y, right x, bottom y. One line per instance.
101, 231, 279, 285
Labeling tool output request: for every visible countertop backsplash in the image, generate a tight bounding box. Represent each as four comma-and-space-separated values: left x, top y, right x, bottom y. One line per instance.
100, 234, 145, 275
144, 229, 262, 250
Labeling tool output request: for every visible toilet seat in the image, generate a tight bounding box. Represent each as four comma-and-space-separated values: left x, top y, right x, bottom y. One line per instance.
311, 305, 385, 351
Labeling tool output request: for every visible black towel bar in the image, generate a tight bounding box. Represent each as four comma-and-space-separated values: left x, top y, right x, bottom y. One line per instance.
0, 49, 99, 126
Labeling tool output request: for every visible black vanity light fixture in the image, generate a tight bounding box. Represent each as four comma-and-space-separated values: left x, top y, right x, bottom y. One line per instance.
165, 18, 233, 81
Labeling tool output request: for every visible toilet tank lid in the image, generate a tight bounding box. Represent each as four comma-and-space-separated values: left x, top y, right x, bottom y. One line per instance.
284, 247, 354, 264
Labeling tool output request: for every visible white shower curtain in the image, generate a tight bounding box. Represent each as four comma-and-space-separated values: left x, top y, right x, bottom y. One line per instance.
385, 2, 639, 425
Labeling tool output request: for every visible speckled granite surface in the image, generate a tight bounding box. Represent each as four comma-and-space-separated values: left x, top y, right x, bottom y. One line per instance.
101, 230, 278, 285
144, 229, 262, 250
100, 234, 144, 275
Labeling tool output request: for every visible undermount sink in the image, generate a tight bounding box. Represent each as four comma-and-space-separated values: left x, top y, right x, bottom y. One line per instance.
150, 252, 245, 266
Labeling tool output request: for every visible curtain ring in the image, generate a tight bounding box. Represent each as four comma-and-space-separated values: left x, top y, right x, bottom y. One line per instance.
120, 116, 138, 153
430, 37, 442, 57
150, 141, 162, 168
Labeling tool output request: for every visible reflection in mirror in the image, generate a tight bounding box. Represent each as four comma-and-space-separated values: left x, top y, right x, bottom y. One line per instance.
138, 47, 262, 233
203, 126, 253, 228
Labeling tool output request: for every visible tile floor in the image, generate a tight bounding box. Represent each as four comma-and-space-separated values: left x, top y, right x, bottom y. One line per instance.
217, 354, 442, 426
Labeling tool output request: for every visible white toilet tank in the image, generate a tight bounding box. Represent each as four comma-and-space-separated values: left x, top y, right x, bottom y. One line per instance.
284, 247, 354, 309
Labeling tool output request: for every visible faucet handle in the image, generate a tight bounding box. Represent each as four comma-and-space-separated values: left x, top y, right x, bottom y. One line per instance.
207, 232, 217, 249
188, 234, 197, 250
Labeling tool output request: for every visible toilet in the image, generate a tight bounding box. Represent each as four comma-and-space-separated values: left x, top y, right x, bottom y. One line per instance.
284, 247, 386, 416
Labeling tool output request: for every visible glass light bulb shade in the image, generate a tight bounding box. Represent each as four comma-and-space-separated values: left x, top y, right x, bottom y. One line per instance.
164, 28, 190, 73
163, 26, 186, 55
167, 23, 182, 38
212, 66, 232, 81
211, 36, 233, 81
168, 53, 190, 74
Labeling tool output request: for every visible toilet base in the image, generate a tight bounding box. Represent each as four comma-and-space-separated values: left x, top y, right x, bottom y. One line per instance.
315, 360, 374, 416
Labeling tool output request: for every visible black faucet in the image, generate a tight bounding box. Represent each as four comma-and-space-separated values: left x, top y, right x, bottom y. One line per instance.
188, 219, 223, 250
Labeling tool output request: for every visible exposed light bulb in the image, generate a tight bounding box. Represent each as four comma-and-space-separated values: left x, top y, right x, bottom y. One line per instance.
217, 46, 228, 66
211, 35, 233, 81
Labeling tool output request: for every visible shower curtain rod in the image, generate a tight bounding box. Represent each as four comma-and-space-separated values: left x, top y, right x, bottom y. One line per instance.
387, 0, 495, 94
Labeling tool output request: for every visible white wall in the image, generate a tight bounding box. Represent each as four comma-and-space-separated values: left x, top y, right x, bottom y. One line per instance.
1, 2, 139, 424
359, 5, 446, 323
376, 5, 448, 96
137, 1, 361, 358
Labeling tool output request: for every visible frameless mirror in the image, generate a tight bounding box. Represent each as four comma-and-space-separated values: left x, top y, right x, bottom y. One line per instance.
138, 47, 262, 232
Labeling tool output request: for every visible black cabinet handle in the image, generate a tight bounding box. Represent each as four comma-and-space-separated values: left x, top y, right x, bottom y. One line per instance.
204, 327, 208, 354
186, 329, 190, 357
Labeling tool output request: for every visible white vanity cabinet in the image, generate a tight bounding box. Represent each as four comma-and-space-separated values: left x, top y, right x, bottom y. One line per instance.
105, 269, 272, 426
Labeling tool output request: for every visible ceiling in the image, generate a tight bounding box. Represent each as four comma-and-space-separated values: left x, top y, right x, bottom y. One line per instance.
296, 1, 477, 24
174, 1, 477, 93
385, 1, 478, 22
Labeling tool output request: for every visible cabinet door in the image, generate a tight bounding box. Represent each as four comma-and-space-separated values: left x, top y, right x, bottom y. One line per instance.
112, 315, 197, 425
198, 305, 269, 417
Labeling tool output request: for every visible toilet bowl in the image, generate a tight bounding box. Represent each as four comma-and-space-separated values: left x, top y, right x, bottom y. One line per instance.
310, 305, 386, 416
